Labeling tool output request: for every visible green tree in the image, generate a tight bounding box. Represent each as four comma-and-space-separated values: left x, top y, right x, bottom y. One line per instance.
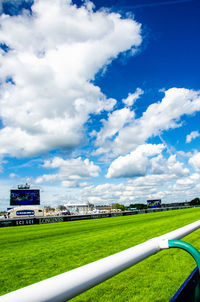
190, 198, 200, 205
132, 203, 147, 210
114, 203, 127, 211
57, 205, 67, 211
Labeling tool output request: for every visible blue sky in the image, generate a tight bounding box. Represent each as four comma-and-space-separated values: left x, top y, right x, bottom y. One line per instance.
0, 0, 200, 209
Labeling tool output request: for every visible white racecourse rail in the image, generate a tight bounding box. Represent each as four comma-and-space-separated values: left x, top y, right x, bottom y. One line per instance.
1, 220, 200, 302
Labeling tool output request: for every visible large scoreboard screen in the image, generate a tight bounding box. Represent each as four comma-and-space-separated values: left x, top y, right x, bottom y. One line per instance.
10, 189, 40, 206
147, 199, 161, 208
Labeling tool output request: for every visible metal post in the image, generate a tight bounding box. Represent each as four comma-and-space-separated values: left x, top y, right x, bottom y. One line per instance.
168, 240, 200, 302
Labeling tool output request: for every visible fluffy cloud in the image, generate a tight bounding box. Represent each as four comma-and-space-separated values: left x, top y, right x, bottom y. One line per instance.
80, 174, 172, 205
94, 107, 135, 150
36, 156, 101, 186
177, 150, 192, 157
171, 173, 200, 202
95, 87, 200, 155
106, 143, 165, 178
93, 89, 144, 154
37, 169, 200, 206
32, 151, 196, 206
0, 0, 142, 157
186, 131, 200, 143
150, 154, 166, 174
122, 87, 144, 107
106, 142, 190, 180
165, 155, 189, 177
79, 165, 195, 205
150, 154, 189, 178
189, 152, 200, 171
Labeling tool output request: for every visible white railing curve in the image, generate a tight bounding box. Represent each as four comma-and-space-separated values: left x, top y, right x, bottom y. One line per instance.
1, 220, 200, 302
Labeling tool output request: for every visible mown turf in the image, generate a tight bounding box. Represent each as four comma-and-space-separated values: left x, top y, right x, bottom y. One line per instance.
1, 207, 200, 301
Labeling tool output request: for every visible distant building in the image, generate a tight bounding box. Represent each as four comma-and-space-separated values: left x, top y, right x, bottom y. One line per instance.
6, 205, 43, 219
95, 205, 115, 212
65, 203, 91, 215
94, 204, 116, 212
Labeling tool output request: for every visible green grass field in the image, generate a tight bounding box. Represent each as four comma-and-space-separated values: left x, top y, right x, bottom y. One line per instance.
1, 208, 200, 301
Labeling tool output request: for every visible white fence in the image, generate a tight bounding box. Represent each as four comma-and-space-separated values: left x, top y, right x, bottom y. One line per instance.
1, 220, 200, 302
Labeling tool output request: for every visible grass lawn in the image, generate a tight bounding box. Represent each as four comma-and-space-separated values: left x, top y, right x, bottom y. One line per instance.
1, 207, 200, 301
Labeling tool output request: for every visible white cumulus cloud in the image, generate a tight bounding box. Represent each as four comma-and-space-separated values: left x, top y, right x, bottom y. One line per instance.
189, 152, 200, 172
166, 154, 189, 177
122, 87, 144, 107
0, 0, 142, 157
186, 131, 200, 143
95, 87, 200, 155
36, 156, 101, 186
106, 143, 165, 178
94, 107, 135, 148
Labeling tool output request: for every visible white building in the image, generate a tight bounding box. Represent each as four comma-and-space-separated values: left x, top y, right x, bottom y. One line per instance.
6, 206, 43, 218
65, 203, 90, 215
